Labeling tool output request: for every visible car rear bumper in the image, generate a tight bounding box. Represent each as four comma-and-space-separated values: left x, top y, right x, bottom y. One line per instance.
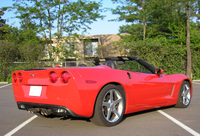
17, 102, 84, 117
13, 83, 94, 117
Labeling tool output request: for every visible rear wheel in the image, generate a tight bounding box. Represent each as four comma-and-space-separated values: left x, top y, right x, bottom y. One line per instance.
175, 81, 191, 108
91, 84, 126, 126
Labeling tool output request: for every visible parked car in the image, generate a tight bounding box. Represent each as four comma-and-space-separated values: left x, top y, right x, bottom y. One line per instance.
12, 56, 192, 126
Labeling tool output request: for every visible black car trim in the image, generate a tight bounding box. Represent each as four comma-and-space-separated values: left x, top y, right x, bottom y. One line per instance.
17, 102, 84, 118
24, 69, 46, 71
93, 56, 156, 74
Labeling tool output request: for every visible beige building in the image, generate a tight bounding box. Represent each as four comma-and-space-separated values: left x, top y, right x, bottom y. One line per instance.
43, 34, 124, 61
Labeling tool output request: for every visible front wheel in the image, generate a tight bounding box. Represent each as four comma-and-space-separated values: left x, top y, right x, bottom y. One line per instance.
175, 81, 191, 108
91, 84, 126, 126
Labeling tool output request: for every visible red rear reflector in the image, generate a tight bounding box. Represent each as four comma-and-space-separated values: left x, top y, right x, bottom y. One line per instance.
18, 73, 23, 83
61, 72, 70, 83
50, 72, 58, 83
13, 73, 17, 83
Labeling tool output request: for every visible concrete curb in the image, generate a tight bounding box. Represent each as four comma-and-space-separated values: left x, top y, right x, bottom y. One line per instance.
0, 82, 8, 84
193, 80, 200, 82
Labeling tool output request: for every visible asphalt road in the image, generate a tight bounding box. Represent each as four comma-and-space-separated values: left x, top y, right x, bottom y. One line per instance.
0, 83, 200, 136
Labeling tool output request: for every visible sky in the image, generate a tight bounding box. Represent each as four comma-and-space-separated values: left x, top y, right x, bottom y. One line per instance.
1, 0, 126, 35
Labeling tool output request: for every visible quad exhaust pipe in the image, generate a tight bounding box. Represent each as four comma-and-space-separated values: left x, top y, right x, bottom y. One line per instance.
28, 108, 52, 116
40, 109, 52, 116
28, 108, 40, 113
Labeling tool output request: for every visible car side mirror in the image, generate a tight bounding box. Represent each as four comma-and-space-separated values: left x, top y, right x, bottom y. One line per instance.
155, 68, 164, 76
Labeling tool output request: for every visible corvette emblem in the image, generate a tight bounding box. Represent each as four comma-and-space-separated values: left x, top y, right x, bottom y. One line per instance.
30, 73, 37, 77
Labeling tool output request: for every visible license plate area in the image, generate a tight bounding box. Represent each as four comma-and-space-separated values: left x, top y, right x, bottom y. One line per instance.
29, 86, 42, 96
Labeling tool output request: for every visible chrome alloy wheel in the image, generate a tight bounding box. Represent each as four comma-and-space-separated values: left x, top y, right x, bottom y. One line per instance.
181, 84, 191, 106
102, 89, 123, 123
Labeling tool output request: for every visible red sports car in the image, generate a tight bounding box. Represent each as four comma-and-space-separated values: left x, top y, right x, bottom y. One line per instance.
12, 56, 192, 126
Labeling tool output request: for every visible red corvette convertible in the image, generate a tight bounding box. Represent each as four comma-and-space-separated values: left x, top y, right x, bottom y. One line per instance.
12, 56, 192, 126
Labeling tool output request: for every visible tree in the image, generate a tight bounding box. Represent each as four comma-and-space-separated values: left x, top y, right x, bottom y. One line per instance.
111, 0, 186, 39
170, 0, 200, 79
111, 0, 145, 40
11, 0, 104, 61
185, 1, 192, 79
0, 40, 18, 81
3, 25, 45, 61
0, 8, 9, 40
112, 0, 200, 79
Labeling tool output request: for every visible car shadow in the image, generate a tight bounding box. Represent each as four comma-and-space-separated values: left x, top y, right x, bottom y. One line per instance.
47, 105, 175, 125
60, 116, 91, 122
121, 105, 175, 123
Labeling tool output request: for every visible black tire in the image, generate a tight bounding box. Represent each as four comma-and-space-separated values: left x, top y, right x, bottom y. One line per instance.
91, 84, 126, 126
175, 81, 191, 108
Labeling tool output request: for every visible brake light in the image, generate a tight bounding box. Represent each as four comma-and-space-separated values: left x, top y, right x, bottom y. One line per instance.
18, 73, 23, 83
61, 72, 70, 83
13, 73, 17, 83
49, 72, 58, 83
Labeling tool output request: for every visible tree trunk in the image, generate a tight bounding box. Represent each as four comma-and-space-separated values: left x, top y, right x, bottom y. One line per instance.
186, 3, 192, 79
143, 18, 146, 41
141, 0, 146, 41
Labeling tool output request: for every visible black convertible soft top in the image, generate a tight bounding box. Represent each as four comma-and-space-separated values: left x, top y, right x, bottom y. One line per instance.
93, 56, 156, 74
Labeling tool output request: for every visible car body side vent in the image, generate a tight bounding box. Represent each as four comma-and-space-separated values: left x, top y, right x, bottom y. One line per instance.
127, 72, 131, 79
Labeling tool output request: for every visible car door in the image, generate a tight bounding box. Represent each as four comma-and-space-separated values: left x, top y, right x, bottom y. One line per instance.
130, 72, 174, 107
118, 60, 175, 108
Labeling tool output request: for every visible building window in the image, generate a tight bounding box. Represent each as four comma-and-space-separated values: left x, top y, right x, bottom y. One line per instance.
43, 44, 54, 60
63, 42, 76, 56
84, 39, 98, 57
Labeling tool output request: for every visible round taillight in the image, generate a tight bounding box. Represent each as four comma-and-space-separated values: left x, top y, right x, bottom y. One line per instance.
61, 72, 70, 83
18, 73, 23, 83
13, 73, 17, 83
50, 72, 58, 83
